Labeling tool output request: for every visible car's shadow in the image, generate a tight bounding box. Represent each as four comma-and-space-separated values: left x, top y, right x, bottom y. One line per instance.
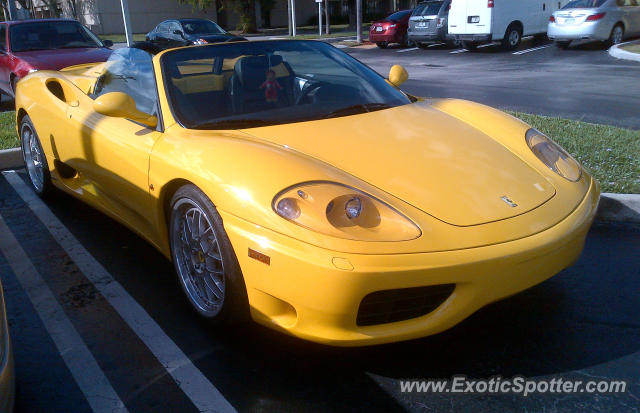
35, 177, 640, 410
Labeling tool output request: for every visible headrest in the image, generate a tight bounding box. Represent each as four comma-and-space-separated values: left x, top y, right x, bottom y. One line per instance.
234, 56, 269, 89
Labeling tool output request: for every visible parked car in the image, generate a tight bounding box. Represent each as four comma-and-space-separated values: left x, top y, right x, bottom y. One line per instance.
408, 0, 456, 47
449, 0, 572, 50
16, 39, 599, 346
369, 9, 413, 48
548, 0, 640, 48
146, 19, 246, 48
0, 282, 14, 412
0, 19, 112, 103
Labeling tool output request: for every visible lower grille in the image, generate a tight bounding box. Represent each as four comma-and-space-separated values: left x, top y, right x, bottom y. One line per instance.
356, 284, 456, 327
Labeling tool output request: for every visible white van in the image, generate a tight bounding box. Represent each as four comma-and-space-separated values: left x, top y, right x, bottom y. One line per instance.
448, 0, 572, 50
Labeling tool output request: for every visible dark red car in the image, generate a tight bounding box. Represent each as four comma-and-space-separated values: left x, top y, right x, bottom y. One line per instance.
369, 9, 413, 48
0, 19, 112, 101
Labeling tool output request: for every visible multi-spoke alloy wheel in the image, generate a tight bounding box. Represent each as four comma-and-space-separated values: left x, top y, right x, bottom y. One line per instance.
20, 115, 51, 196
169, 185, 248, 323
172, 199, 226, 316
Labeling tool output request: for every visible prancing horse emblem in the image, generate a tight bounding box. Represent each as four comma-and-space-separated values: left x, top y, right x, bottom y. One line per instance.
501, 196, 518, 207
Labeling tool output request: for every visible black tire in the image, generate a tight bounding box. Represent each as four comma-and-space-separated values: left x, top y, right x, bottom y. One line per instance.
417, 42, 430, 49
555, 40, 571, 49
502, 23, 522, 51
401, 32, 409, 47
20, 115, 53, 197
376, 42, 388, 48
445, 39, 458, 48
607, 24, 624, 47
169, 184, 249, 325
461, 41, 477, 51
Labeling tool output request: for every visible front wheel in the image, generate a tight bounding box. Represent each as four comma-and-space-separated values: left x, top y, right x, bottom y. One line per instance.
376, 42, 388, 49
169, 184, 249, 324
20, 115, 52, 197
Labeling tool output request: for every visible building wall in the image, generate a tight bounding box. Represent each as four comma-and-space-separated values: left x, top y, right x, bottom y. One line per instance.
89, 0, 218, 34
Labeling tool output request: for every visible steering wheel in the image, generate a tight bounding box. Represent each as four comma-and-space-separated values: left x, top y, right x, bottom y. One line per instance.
294, 80, 326, 105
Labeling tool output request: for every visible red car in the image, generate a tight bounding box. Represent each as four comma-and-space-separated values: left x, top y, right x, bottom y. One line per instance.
0, 19, 112, 102
369, 9, 413, 48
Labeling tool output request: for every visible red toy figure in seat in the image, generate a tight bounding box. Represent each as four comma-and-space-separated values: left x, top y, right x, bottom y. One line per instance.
260, 69, 283, 103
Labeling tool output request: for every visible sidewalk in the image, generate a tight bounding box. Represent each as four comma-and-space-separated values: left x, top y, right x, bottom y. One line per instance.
609, 40, 640, 62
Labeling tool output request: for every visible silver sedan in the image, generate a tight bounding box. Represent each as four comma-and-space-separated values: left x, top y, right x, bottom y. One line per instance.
548, 0, 640, 48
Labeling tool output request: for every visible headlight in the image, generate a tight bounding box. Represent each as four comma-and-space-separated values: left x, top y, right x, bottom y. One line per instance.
273, 182, 421, 241
526, 128, 581, 182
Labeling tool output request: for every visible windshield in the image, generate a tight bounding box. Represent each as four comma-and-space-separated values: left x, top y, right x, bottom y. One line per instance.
412, 2, 444, 16
181, 20, 225, 35
386, 10, 411, 21
10, 21, 102, 52
162, 41, 411, 130
562, 0, 608, 8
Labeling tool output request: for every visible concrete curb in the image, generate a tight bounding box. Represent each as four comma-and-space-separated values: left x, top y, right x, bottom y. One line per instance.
608, 40, 640, 62
1, 149, 638, 223
596, 193, 640, 224
0, 148, 21, 171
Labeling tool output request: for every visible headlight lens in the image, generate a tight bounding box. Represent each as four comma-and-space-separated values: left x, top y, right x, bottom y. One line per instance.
273, 182, 421, 241
526, 128, 581, 182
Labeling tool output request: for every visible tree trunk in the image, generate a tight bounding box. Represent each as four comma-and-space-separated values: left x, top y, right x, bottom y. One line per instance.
324, 0, 329, 34
348, 0, 356, 29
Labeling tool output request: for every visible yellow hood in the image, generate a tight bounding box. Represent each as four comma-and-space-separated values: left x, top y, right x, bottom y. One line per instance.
242, 101, 555, 227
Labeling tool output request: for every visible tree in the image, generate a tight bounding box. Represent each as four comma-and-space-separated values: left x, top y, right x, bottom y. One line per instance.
177, 0, 257, 33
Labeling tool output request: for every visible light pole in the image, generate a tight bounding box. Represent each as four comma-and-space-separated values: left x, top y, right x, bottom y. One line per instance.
356, 0, 362, 43
119, 0, 133, 47
317, 0, 322, 37
290, 0, 297, 37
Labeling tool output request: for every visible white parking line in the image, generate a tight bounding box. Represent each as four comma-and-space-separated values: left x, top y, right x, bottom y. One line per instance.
450, 48, 468, 54
513, 44, 552, 55
0, 214, 128, 413
397, 47, 419, 53
3, 171, 236, 413
428, 43, 445, 47
478, 43, 495, 48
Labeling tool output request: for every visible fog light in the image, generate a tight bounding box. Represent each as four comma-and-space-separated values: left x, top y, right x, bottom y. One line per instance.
276, 198, 300, 220
345, 197, 363, 219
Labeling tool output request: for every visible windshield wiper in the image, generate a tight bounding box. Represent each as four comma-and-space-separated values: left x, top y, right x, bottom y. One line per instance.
191, 118, 270, 130
324, 103, 394, 119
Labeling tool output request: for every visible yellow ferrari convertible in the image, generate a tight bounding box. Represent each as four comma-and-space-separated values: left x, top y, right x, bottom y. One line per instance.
16, 40, 599, 346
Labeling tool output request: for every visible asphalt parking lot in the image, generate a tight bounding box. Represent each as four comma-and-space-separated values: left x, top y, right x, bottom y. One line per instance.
343, 38, 640, 129
1, 167, 639, 412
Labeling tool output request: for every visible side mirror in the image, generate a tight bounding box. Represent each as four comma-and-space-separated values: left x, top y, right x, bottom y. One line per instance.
174, 30, 185, 37
102, 39, 114, 48
387, 64, 409, 87
93, 92, 158, 129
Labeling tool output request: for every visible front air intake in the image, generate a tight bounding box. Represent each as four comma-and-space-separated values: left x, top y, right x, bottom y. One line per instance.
356, 284, 456, 326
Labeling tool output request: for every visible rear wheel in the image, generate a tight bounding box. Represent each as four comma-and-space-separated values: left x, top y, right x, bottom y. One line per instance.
376, 42, 388, 48
607, 24, 624, 47
555, 40, 571, 49
502, 23, 522, 51
169, 184, 249, 324
445, 39, 458, 48
20, 115, 52, 197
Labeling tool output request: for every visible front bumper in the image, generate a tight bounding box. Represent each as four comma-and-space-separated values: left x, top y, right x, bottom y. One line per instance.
548, 22, 610, 41
222, 178, 600, 346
